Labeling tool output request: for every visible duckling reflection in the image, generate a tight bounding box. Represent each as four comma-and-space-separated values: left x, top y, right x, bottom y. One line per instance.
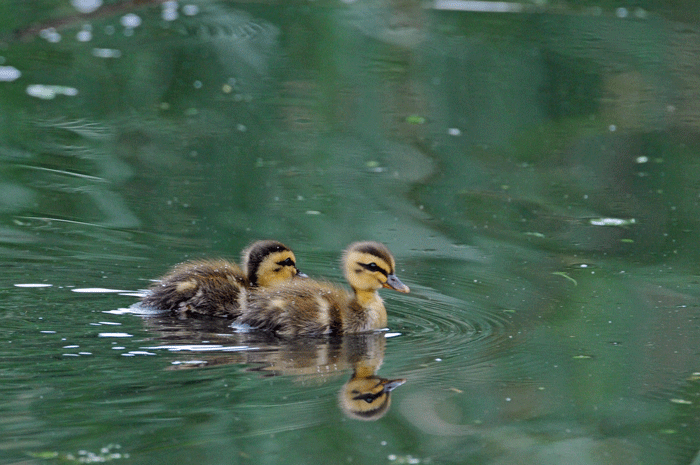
243, 332, 406, 420
339, 358, 406, 421
140, 240, 305, 318
140, 317, 406, 420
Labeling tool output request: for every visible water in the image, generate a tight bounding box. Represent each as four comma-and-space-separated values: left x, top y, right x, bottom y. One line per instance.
1, 1, 700, 464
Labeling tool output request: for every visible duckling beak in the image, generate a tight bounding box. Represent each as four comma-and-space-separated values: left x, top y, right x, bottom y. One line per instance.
383, 274, 410, 293
381, 378, 407, 393
296, 269, 308, 278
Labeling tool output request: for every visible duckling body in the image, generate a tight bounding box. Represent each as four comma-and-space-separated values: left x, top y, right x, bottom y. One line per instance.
141, 240, 303, 318
237, 241, 409, 336
141, 258, 247, 318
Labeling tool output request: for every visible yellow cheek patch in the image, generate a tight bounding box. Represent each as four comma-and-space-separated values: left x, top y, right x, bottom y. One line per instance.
256, 251, 298, 286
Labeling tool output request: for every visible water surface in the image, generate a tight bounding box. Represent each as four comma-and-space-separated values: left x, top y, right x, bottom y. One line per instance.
1, 1, 699, 464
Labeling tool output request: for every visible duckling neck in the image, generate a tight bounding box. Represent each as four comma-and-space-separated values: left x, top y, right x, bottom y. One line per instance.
346, 289, 387, 331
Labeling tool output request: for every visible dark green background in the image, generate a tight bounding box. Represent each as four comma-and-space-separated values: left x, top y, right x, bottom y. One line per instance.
1, 1, 699, 464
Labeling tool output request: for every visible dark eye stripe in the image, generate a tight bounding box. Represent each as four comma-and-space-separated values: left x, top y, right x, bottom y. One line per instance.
276, 257, 295, 267
359, 262, 388, 276
353, 392, 383, 403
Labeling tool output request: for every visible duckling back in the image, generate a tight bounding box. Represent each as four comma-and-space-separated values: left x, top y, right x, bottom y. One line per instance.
240, 281, 348, 336
240, 281, 389, 336
141, 259, 247, 318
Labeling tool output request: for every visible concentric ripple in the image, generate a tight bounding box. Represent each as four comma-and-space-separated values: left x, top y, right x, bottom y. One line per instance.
385, 283, 520, 366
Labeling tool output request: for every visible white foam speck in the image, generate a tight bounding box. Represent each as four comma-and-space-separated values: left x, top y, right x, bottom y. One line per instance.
183, 4, 199, 15
76, 30, 92, 42
589, 217, 636, 227
162, 9, 178, 21
92, 48, 122, 58
104, 305, 165, 316
120, 13, 142, 28
26, 84, 78, 100
0, 66, 21, 82
71, 0, 103, 14
39, 28, 61, 43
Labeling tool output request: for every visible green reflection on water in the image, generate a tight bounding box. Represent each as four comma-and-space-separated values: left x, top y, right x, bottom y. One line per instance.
0, 1, 699, 464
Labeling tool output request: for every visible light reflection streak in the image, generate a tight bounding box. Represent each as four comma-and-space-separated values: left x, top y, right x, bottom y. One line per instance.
432, 0, 524, 13
142, 344, 252, 352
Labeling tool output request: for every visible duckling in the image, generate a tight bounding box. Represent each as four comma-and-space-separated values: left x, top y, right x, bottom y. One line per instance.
237, 241, 410, 336
141, 240, 304, 318
339, 367, 406, 421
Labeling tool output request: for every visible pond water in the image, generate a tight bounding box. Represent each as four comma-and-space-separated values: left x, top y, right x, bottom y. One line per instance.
1, 1, 700, 464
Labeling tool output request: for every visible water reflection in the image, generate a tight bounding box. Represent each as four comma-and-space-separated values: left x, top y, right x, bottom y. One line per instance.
1, 0, 699, 462
141, 314, 406, 421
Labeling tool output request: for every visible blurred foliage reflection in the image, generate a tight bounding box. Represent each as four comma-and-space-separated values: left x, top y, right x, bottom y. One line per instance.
0, 1, 699, 464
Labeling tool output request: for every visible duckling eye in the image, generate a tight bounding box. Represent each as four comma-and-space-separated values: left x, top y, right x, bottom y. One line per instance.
361, 262, 384, 274
352, 392, 381, 403
277, 258, 295, 267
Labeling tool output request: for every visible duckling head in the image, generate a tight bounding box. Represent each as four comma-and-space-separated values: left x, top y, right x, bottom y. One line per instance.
339, 376, 406, 421
343, 241, 410, 294
242, 240, 306, 287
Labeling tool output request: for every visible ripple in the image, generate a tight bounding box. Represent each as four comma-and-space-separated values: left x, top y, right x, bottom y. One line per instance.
72, 287, 131, 293
97, 332, 132, 338
104, 304, 166, 316
386, 284, 519, 367
142, 344, 251, 353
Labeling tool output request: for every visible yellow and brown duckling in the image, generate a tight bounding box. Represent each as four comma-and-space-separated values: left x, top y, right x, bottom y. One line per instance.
237, 241, 410, 336
141, 240, 305, 318
339, 365, 406, 421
